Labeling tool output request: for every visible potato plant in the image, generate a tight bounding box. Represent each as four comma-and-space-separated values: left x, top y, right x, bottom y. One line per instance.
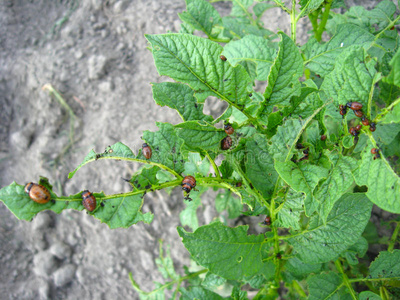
1, 0, 400, 299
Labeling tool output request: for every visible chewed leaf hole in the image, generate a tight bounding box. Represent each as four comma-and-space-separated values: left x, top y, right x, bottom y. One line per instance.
237, 256, 243, 263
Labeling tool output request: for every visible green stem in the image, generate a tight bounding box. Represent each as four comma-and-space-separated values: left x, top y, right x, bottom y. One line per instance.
349, 276, 400, 283
204, 151, 221, 178
75, 155, 183, 180
231, 161, 270, 210
374, 96, 400, 123
315, 0, 333, 42
55, 179, 183, 202
292, 280, 307, 298
291, 0, 297, 43
308, 11, 319, 33
372, 14, 400, 44
130, 269, 207, 296
367, 73, 382, 118
335, 260, 357, 300
388, 221, 400, 252
270, 198, 281, 290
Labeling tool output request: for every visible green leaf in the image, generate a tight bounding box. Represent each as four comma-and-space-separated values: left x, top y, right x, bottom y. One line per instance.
245, 134, 278, 198
369, 250, 400, 280
145, 34, 252, 109
129, 166, 160, 189
275, 161, 328, 217
230, 0, 253, 19
303, 24, 374, 77
180, 190, 203, 231
68, 142, 135, 178
314, 151, 358, 222
355, 143, 400, 213
215, 190, 243, 219
383, 48, 400, 88
92, 195, 153, 230
276, 189, 304, 231
269, 118, 304, 162
298, 0, 325, 19
259, 32, 303, 122
178, 222, 275, 281
184, 152, 211, 177
380, 102, 400, 124
288, 193, 372, 264
0, 177, 154, 229
176, 121, 226, 152
342, 236, 368, 266
307, 272, 342, 300
369, 0, 397, 30
181, 286, 228, 300
202, 272, 227, 288
231, 286, 248, 300
253, 2, 276, 19
222, 35, 277, 81
0, 181, 74, 221
69, 129, 184, 180
359, 291, 382, 300
151, 82, 213, 122
284, 256, 322, 280
321, 48, 377, 109
178, 0, 222, 38
221, 16, 275, 41
142, 123, 186, 174
155, 242, 179, 280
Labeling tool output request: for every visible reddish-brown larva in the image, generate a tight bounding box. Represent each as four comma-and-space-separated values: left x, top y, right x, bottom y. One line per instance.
182, 176, 196, 193
24, 182, 51, 204
142, 143, 152, 159
221, 136, 233, 150
82, 190, 96, 212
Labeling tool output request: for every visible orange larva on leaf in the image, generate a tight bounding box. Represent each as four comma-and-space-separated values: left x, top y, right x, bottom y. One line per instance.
346, 102, 363, 111
142, 143, 152, 159
182, 176, 196, 193
220, 55, 227, 61
82, 190, 96, 212
224, 124, 234, 135
221, 136, 233, 150
354, 110, 363, 118
24, 182, 51, 204
262, 216, 271, 226
361, 116, 369, 126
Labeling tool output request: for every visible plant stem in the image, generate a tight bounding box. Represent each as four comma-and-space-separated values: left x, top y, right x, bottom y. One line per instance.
204, 151, 221, 178
374, 96, 400, 122
388, 221, 400, 252
372, 14, 400, 44
291, 0, 297, 43
308, 11, 319, 33
367, 73, 382, 118
129, 269, 207, 296
292, 280, 307, 298
335, 260, 357, 300
315, 0, 333, 42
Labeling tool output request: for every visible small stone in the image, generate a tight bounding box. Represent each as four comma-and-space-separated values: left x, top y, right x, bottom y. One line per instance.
53, 264, 76, 287
88, 55, 108, 80
139, 250, 154, 272
33, 251, 58, 278
37, 279, 50, 300
33, 213, 52, 231
49, 242, 72, 260
98, 81, 113, 92
113, 0, 129, 13
10, 130, 32, 151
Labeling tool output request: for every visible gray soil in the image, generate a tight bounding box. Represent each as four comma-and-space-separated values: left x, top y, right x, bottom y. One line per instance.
0, 0, 389, 299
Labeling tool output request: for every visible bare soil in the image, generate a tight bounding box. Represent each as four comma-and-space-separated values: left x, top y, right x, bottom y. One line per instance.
0, 0, 387, 299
